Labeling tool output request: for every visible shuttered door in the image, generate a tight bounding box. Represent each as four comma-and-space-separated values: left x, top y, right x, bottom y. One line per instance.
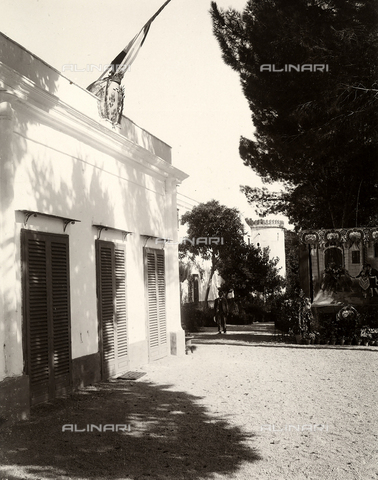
115, 246, 128, 372
145, 248, 167, 360
51, 240, 71, 397
96, 240, 128, 379
97, 241, 115, 378
22, 230, 72, 406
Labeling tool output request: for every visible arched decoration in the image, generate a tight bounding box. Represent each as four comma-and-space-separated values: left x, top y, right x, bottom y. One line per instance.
301, 231, 319, 248
301, 227, 374, 250
325, 230, 342, 247
346, 229, 364, 249
370, 229, 378, 247
300, 226, 378, 307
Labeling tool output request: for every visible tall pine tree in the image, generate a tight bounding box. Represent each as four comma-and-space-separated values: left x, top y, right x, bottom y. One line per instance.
211, 0, 378, 229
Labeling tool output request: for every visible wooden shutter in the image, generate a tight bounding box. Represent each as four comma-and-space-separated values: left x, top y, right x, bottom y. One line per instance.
97, 241, 115, 377
51, 239, 71, 397
22, 230, 72, 405
115, 246, 128, 371
157, 252, 167, 346
96, 240, 128, 378
24, 235, 49, 404
145, 248, 167, 360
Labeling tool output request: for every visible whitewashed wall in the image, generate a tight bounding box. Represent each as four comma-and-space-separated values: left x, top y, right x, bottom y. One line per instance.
0, 33, 187, 400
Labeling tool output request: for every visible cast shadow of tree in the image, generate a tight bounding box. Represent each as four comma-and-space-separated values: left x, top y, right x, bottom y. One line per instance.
192, 334, 378, 351
1, 379, 261, 479
193, 332, 292, 345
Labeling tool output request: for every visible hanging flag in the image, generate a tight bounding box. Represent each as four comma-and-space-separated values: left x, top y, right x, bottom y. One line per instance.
87, 0, 172, 96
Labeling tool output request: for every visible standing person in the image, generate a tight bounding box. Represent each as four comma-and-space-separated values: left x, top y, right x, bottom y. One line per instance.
356, 264, 378, 297
214, 289, 229, 334
355, 264, 370, 298
366, 264, 378, 297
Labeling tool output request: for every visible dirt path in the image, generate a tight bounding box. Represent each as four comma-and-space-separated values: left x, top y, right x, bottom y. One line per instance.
1, 324, 377, 480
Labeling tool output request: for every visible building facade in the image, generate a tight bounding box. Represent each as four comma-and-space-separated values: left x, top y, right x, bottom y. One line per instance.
0, 33, 187, 421
300, 227, 378, 306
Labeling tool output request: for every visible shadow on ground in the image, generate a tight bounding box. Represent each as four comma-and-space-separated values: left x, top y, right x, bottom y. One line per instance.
193, 323, 292, 345
0, 379, 261, 480
191, 324, 377, 352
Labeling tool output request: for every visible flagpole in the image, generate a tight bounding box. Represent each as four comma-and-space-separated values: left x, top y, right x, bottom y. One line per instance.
87, 0, 172, 93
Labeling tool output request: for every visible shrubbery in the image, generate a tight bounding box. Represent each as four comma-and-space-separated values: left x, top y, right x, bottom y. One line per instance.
227, 298, 267, 324
181, 297, 270, 332
272, 291, 378, 343
272, 291, 317, 338
180, 303, 215, 332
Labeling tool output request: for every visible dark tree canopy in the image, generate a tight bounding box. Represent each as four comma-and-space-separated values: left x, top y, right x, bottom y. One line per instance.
217, 242, 284, 299
211, 0, 378, 229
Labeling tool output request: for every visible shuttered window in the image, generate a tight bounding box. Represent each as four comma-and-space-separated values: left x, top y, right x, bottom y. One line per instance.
22, 230, 72, 405
96, 240, 128, 378
145, 248, 167, 360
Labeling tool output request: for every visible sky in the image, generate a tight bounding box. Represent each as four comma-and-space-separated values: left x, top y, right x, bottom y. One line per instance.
0, 0, 282, 223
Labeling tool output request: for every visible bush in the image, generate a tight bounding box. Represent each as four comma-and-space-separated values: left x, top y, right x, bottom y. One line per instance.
245, 301, 267, 323
180, 303, 215, 332
310, 305, 378, 340
272, 291, 316, 336
226, 297, 268, 324
272, 297, 299, 334
359, 306, 378, 329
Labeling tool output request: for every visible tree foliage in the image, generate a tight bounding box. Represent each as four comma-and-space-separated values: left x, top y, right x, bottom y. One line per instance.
210, 0, 378, 229
180, 200, 245, 301
180, 200, 245, 260
180, 200, 283, 301
284, 230, 301, 297
217, 242, 284, 299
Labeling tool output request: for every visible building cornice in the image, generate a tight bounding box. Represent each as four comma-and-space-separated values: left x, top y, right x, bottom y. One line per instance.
0, 62, 188, 184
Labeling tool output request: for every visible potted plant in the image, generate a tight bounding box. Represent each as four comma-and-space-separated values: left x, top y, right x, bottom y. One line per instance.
336, 305, 360, 345
361, 326, 372, 346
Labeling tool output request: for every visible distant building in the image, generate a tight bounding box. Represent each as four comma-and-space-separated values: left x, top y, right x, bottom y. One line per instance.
0, 33, 188, 422
300, 227, 378, 306
246, 218, 286, 278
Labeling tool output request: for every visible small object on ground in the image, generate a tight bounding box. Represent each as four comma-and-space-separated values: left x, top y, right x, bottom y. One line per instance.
117, 371, 146, 381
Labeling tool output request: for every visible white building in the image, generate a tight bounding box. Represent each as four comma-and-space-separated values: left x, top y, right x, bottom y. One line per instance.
0, 33, 188, 421
246, 218, 286, 278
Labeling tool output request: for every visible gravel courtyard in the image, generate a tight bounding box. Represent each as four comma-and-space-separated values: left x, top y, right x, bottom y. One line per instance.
1, 324, 377, 480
